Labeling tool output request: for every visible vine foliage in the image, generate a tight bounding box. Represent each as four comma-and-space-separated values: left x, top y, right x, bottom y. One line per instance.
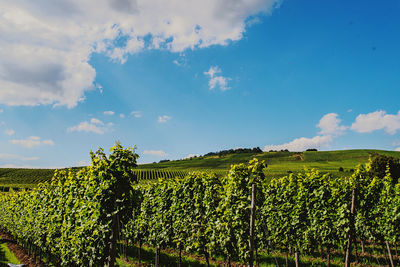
0, 142, 138, 266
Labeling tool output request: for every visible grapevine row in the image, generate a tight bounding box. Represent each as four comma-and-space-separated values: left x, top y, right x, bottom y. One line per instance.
0, 144, 399, 266
0, 143, 139, 266
133, 169, 187, 180
123, 159, 400, 265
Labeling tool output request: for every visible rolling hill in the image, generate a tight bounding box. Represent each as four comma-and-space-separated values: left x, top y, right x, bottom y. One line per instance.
1, 149, 399, 189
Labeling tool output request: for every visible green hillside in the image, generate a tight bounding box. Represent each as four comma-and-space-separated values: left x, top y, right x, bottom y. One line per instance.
139, 149, 400, 177
1, 149, 399, 189
0, 168, 54, 190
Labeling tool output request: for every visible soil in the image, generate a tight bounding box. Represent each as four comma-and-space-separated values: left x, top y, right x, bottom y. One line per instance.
0, 231, 43, 267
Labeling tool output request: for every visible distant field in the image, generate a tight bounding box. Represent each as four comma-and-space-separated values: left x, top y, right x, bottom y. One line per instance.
139, 149, 400, 178
1, 149, 399, 189
0, 168, 54, 190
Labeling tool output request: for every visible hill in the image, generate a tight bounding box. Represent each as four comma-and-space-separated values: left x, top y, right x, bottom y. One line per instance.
138, 149, 400, 177
1, 149, 400, 189
0, 168, 54, 190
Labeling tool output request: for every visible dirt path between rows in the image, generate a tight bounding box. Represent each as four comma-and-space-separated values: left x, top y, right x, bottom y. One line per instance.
0, 232, 43, 267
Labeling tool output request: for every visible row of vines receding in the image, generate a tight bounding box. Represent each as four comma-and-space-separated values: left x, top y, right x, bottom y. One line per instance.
123, 157, 400, 266
0, 142, 139, 266
0, 143, 399, 266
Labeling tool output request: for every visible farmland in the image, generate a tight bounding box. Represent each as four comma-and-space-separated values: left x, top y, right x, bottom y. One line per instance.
140, 149, 400, 176
1, 149, 399, 189
1, 145, 400, 266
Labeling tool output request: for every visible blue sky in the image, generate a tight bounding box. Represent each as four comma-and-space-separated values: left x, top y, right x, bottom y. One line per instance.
1, 0, 400, 167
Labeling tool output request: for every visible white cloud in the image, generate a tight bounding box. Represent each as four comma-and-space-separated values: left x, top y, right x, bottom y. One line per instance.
173, 55, 187, 67
209, 76, 230, 91
158, 115, 172, 123
10, 136, 54, 148
351, 110, 400, 135
317, 113, 347, 136
68, 118, 110, 134
264, 135, 333, 152
119, 113, 125, 118
143, 150, 168, 157
204, 66, 230, 91
104, 110, 115, 115
395, 147, 400, 152
107, 37, 145, 64
131, 111, 142, 118
42, 139, 55, 146
0, 0, 280, 108
90, 118, 103, 125
97, 84, 103, 94
264, 113, 342, 152
0, 153, 39, 161
4, 129, 15, 136
246, 16, 262, 27
204, 66, 221, 78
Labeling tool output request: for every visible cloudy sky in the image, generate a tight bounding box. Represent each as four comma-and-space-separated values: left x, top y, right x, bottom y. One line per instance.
1, 0, 400, 167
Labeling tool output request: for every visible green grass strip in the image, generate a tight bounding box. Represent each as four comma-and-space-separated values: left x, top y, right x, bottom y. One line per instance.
0, 243, 20, 266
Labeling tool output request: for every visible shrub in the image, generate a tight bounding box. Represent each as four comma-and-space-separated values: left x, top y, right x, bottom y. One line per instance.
369, 153, 400, 183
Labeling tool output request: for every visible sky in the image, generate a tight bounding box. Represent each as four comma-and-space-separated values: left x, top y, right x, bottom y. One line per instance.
1, 0, 400, 168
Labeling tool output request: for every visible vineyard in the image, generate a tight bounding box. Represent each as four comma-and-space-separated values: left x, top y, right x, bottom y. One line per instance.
0, 168, 55, 190
2, 149, 399, 190
0, 168, 196, 190
0, 144, 400, 266
134, 169, 186, 180
139, 149, 400, 178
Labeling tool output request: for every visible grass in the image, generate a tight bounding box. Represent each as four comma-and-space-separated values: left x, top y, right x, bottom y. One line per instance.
1, 149, 400, 189
140, 149, 400, 178
116, 243, 218, 267
0, 168, 54, 189
0, 243, 20, 267
116, 242, 399, 266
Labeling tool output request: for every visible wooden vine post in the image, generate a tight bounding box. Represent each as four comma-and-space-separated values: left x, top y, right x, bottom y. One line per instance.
155, 247, 160, 266
108, 213, 118, 267
295, 251, 300, 267
386, 241, 395, 267
178, 245, 182, 267
249, 183, 256, 267
327, 246, 331, 267
345, 187, 357, 267
138, 241, 142, 264
285, 252, 289, 267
